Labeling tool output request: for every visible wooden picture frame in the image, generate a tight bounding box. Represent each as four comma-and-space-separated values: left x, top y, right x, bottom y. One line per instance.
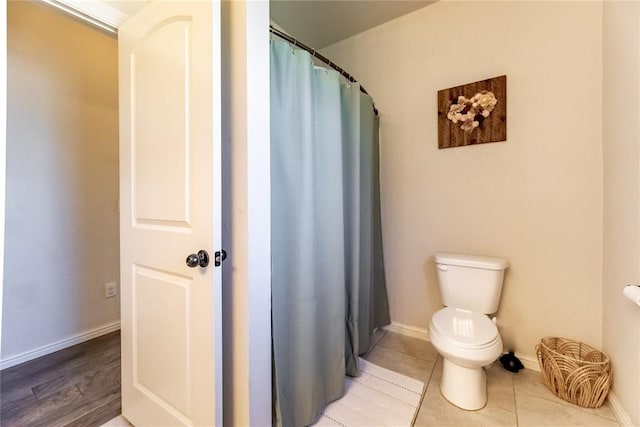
437, 75, 507, 149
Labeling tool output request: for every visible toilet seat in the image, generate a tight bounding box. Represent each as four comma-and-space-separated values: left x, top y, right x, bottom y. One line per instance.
431, 307, 499, 349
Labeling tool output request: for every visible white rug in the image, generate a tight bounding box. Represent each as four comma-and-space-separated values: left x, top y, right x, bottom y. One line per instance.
103, 359, 424, 427
313, 358, 425, 426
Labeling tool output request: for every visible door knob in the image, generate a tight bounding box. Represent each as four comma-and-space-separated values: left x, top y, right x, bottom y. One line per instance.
186, 250, 209, 268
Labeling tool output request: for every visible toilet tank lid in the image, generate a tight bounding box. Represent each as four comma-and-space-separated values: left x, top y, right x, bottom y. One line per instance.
435, 253, 509, 270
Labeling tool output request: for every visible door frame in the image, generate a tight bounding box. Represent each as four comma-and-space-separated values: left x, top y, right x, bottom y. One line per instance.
0, 0, 6, 352
221, 1, 271, 425
245, 2, 271, 425
0, 0, 272, 425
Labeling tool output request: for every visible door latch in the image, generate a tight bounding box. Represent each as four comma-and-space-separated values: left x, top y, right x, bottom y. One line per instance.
214, 249, 227, 267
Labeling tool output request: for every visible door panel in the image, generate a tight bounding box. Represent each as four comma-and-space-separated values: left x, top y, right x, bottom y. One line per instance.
134, 266, 190, 417
133, 18, 190, 226
119, 2, 220, 426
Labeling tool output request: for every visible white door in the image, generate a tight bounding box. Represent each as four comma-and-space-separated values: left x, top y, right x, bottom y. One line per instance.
118, 1, 221, 425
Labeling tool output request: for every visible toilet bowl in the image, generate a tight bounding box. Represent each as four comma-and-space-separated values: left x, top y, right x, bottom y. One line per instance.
429, 253, 509, 411
429, 307, 503, 410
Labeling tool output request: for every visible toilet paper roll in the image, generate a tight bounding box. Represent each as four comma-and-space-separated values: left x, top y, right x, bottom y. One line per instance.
623, 284, 640, 307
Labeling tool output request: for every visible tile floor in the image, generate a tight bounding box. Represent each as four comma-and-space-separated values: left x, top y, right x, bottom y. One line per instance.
104, 330, 620, 426
101, 414, 132, 426
365, 330, 620, 427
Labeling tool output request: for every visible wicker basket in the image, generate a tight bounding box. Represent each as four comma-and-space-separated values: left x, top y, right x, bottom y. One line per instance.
535, 337, 612, 408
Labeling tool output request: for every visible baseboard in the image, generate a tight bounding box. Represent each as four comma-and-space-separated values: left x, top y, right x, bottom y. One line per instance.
516, 352, 540, 372
383, 321, 429, 341
607, 392, 635, 427
0, 320, 121, 370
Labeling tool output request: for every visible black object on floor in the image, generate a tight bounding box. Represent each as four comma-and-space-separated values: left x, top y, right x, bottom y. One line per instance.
499, 351, 524, 372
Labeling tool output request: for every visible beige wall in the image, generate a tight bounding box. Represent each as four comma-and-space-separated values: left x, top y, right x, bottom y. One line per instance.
2, 1, 119, 360
322, 1, 603, 361
603, 1, 640, 424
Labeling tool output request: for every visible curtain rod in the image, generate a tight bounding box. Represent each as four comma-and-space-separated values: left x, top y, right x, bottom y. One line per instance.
269, 26, 379, 116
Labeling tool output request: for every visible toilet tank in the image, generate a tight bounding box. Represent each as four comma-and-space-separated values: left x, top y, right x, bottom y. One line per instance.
434, 253, 509, 314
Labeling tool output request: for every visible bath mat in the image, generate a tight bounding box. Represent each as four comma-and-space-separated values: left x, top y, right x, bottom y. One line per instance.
313, 358, 425, 426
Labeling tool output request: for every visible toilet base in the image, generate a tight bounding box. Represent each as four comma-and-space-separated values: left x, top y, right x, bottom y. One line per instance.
440, 358, 487, 410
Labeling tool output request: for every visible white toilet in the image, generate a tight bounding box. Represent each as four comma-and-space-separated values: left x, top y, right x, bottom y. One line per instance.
428, 253, 509, 410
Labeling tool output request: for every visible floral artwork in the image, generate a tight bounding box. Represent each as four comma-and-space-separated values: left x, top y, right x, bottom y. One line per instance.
447, 91, 498, 132
437, 76, 507, 149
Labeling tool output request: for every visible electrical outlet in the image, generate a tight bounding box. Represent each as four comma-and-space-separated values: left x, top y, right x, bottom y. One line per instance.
104, 282, 118, 298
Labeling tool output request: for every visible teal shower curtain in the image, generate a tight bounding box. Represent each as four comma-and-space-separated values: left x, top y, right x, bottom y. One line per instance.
270, 38, 391, 427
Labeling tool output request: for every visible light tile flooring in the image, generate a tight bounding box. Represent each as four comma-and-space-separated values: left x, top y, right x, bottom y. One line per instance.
364, 330, 620, 427
101, 415, 132, 426
105, 330, 620, 426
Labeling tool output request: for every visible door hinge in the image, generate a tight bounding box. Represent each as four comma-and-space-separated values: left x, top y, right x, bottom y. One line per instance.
214, 249, 227, 267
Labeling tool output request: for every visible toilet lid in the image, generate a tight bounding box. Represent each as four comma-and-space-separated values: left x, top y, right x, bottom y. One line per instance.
431, 307, 499, 348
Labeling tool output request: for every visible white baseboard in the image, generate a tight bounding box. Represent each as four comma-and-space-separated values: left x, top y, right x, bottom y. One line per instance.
0, 320, 121, 370
607, 392, 635, 427
383, 321, 429, 341
516, 352, 540, 372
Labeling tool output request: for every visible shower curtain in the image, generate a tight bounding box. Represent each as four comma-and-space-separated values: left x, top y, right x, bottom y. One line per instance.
270, 38, 391, 427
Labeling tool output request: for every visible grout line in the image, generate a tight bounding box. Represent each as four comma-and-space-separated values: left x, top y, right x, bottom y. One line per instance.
377, 343, 438, 364
377, 331, 439, 364
362, 329, 386, 359
411, 386, 428, 426
371, 330, 386, 353
513, 378, 520, 426
422, 356, 439, 394
412, 355, 440, 426
412, 365, 433, 426
376, 339, 439, 365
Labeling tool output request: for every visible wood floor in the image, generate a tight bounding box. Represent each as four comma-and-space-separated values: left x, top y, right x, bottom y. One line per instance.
1, 331, 121, 427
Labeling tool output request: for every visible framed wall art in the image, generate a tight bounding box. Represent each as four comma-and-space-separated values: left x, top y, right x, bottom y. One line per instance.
437, 75, 507, 149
